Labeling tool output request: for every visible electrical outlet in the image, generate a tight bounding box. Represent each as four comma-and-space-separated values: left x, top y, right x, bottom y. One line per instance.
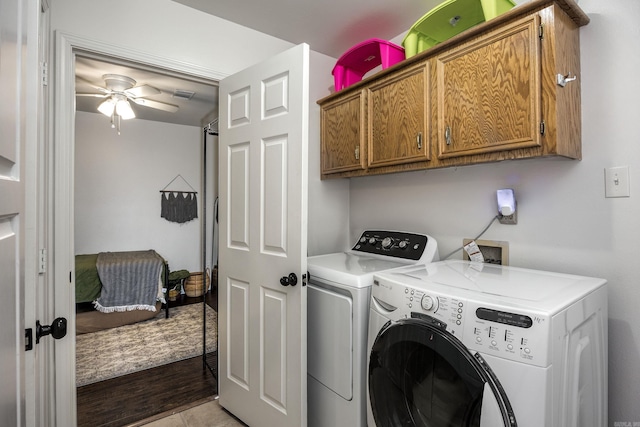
463, 239, 509, 265
498, 210, 517, 225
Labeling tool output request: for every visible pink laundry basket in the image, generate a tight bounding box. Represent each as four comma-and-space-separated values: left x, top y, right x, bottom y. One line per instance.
332, 38, 405, 91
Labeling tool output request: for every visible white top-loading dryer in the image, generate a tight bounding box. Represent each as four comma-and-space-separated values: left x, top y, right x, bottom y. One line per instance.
366, 260, 608, 427
307, 230, 439, 427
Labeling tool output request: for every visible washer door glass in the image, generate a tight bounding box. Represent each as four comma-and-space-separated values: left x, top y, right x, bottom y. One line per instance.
368, 316, 514, 427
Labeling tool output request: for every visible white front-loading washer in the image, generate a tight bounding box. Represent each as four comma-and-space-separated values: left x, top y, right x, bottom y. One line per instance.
366, 260, 608, 427
307, 230, 439, 427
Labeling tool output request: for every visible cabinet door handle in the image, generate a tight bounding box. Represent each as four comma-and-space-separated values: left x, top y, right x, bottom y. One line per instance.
416, 132, 423, 150
354, 146, 360, 160
557, 72, 577, 87
445, 126, 452, 145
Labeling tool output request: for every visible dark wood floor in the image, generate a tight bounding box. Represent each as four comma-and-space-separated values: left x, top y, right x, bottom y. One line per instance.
76, 290, 218, 427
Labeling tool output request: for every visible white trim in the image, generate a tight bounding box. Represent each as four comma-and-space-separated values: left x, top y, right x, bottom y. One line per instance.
52, 30, 226, 426
56, 31, 229, 82
53, 30, 77, 427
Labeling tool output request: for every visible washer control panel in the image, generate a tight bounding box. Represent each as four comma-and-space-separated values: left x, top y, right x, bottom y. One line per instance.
352, 230, 431, 261
395, 286, 467, 337
463, 301, 551, 367
376, 281, 551, 367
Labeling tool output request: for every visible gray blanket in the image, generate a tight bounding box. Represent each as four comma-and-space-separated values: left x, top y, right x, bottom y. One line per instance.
94, 250, 164, 313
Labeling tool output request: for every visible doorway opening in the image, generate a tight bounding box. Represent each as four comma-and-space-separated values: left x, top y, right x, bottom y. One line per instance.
72, 50, 220, 426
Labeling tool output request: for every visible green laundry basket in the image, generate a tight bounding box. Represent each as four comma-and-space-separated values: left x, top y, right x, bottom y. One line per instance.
402, 0, 516, 58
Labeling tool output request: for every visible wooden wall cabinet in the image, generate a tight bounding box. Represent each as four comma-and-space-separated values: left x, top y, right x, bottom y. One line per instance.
319, 64, 431, 177
435, 14, 542, 159
318, 0, 588, 179
367, 63, 430, 168
320, 89, 366, 174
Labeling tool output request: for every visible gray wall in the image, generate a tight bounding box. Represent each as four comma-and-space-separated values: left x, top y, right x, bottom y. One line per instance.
74, 112, 203, 271
56, 0, 347, 263
55, 0, 640, 423
350, 0, 639, 424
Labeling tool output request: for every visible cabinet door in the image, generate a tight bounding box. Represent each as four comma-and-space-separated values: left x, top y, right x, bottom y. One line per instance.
320, 90, 366, 174
368, 63, 429, 168
436, 14, 542, 159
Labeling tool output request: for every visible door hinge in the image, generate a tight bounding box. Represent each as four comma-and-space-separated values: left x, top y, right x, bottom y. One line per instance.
539, 24, 544, 40
540, 121, 546, 135
41, 62, 49, 86
39, 248, 46, 274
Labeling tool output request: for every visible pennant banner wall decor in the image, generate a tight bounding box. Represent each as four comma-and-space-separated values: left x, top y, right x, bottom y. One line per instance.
160, 174, 198, 224
161, 192, 198, 223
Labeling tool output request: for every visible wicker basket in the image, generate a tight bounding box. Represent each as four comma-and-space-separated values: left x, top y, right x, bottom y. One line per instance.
168, 288, 179, 301
184, 268, 210, 297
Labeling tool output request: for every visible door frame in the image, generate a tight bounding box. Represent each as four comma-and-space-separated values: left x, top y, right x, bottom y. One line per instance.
52, 31, 227, 426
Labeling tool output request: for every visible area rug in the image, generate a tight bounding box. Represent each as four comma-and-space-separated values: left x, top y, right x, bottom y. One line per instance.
76, 304, 217, 386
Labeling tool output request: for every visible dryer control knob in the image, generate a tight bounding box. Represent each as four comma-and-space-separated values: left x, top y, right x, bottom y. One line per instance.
421, 295, 437, 311
381, 237, 393, 248
398, 240, 408, 249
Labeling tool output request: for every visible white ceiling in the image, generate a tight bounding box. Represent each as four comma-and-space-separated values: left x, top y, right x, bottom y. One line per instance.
75, 54, 219, 128
172, 0, 442, 59
75, 0, 444, 127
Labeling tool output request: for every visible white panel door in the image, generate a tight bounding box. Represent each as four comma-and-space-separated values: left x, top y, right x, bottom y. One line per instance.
218, 43, 309, 427
0, 0, 32, 424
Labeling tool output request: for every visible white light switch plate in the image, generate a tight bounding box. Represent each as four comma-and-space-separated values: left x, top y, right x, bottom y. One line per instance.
605, 166, 630, 198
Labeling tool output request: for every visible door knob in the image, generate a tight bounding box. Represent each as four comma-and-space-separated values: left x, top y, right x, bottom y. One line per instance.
36, 317, 67, 344
280, 273, 298, 287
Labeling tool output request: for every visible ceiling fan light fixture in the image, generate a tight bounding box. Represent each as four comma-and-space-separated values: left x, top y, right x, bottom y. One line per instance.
103, 74, 136, 92
97, 97, 116, 117
116, 98, 136, 120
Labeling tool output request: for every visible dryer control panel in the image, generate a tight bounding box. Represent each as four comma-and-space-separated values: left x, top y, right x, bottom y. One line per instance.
352, 230, 435, 262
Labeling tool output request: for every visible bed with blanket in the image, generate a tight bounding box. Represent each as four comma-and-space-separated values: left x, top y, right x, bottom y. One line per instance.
75, 250, 169, 334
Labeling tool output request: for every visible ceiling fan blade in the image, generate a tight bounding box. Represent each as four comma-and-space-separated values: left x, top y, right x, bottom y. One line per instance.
130, 97, 179, 113
125, 84, 161, 98
75, 93, 109, 98
75, 75, 112, 94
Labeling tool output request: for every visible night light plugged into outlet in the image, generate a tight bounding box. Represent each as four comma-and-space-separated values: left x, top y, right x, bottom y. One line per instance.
497, 188, 517, 224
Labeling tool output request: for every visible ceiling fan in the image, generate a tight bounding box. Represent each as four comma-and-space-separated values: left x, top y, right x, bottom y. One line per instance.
76, 74, 179, 134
